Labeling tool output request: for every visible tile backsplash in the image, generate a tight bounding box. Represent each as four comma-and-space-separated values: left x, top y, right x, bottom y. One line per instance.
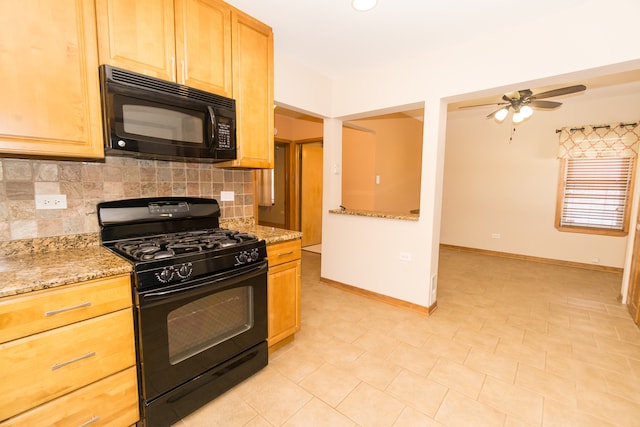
0, 156, 254, 241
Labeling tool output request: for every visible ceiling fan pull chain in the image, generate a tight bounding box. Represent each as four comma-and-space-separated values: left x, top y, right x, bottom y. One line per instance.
509, 127, 516, 143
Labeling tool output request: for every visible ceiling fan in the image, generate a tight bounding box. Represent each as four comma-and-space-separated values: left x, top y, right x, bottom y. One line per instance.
461, 84, 586, 123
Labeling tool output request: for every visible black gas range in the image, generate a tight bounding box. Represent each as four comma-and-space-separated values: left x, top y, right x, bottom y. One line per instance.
99, 197, 267, 289
98, 197, 268, 427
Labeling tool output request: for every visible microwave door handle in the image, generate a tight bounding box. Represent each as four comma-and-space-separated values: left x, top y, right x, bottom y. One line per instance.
207, 106, 216, 144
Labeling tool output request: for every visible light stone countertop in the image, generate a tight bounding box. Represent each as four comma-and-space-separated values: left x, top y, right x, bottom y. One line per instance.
0, 245, 132, 298
328, 208, 419, 221
0, 225, 301, 299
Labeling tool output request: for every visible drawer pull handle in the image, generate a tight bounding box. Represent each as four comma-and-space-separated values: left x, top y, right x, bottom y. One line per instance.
45, 301, 91, 317
78, 416, 100, 427
278, 251, 294, 257
51, 351, 96, 371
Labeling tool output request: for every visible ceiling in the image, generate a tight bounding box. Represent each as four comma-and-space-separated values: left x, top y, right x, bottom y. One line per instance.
225, 0, 590, 80
226, 0, 640, 116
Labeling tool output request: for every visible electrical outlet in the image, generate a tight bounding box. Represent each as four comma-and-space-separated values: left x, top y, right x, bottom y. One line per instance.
35, 194, 67, 210
491, 233, 501, 239
220, 191, 234, 201
399, 252, 411, 262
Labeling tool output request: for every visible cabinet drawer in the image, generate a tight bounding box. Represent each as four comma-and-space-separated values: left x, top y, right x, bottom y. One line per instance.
0, 274, 131, 344
267, 240, 301, 267
0, 309, 136, 421
0, 366, 139, 427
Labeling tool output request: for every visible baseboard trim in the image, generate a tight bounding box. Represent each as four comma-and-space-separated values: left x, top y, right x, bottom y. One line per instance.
320, 277, 437, 316
439, 244, 623, 274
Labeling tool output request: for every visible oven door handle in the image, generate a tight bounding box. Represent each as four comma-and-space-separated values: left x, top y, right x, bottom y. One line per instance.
142, 262, 267, 300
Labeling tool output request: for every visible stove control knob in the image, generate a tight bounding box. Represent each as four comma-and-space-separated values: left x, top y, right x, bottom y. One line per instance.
237, 251, 248, 264
250, 248, 260, 261
177, 263, 193, 279
156, 267, 174, 283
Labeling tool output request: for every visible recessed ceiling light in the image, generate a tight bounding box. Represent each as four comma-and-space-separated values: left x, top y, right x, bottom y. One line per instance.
352, 0, 377, 12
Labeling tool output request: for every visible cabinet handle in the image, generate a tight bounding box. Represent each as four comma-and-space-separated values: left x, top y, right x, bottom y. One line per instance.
171, 57, 176, 82
45, 301, 91, 317
51, 351, 96, 371
78, 416, 100, 427
181, 60, 187, 84
278, 251, 294, 257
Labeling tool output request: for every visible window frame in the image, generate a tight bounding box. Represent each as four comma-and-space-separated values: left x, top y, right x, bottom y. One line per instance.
555, 156, 636, 236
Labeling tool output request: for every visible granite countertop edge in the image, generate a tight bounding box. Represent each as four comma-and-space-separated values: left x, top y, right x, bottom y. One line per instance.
328, 208, 419, 221
0, 224, 302, 299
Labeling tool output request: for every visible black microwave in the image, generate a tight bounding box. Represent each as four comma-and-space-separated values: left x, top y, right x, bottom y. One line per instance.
99, 65, 236, 162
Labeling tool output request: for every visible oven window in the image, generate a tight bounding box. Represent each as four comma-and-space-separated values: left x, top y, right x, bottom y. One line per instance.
122, 104, 204, 144
167, 287, 253, 365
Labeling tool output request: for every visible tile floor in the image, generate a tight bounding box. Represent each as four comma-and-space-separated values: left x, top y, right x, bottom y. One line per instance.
175, 247, 640, 426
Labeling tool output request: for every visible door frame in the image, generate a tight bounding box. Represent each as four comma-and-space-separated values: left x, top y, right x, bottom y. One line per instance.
255, 137, 323, 235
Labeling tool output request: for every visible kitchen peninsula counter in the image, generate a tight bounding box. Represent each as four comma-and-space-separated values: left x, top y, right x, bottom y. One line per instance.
328, 208, 419, 221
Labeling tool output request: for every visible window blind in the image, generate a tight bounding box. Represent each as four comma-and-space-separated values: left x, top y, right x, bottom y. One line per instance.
559, 157, 633, 231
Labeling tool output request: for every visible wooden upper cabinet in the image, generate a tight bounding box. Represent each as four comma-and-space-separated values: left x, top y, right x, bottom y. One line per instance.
175, 0, 232, 96
96, 0, 232, 97
96, 0, 273, 168
95, 0, 176, 82
0, 0, 104, 159
221, 10, 274, 168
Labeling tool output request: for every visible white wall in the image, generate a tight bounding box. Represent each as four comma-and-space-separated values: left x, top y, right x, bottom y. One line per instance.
274, 0, 640, 307
442, 86, 640, 268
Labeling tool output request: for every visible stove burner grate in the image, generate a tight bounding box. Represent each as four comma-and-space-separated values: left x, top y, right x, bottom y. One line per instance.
112, 229, 258, 261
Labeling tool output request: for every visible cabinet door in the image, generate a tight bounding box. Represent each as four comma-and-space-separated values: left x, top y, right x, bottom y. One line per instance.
175, 0, 232, 96
267, 259, 301, 346
223, 10, 274, 168
96, 0, 176, 82
0, 0, 103, 159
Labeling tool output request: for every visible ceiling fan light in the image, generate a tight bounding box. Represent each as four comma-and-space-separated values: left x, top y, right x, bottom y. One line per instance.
352, 0, 377, 11
512, 111, 525, 123
521, 105, 533, 118
494, 108, 509, 122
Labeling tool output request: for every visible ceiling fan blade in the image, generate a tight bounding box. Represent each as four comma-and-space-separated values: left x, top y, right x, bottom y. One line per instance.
458, 102, 507, 109
532, 84, 586, 100
486, 105, 509, 119
529, 100, 562, 109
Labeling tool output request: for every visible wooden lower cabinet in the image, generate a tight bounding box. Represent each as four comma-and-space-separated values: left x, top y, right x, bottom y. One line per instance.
0, 274, 139, 425
267, 240, 301, 349
0, 367, 138, 427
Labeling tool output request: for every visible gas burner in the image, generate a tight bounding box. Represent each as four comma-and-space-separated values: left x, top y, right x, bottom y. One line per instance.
112, 228, 259, 261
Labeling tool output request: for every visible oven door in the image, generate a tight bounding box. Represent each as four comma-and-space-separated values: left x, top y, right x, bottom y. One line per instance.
135, 261, 267, 402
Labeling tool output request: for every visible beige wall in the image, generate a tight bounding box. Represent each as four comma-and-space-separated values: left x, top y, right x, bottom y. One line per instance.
0, 156, 254, 241
274, 113, 322, 141
342, 126, 376, 210
344, 114, 423, 214
441, 84, 640, 268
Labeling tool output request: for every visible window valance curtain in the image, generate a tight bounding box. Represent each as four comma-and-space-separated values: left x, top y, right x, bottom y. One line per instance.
557, 122, 640, 159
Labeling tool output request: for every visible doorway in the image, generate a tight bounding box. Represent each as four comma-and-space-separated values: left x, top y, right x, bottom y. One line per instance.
256, 107, 324, 249
300, 141, 323, 249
